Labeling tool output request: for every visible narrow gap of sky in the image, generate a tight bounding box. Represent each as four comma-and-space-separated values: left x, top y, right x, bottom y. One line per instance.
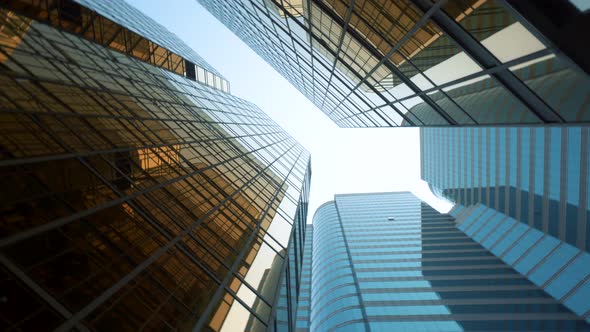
126, 0, 451, 221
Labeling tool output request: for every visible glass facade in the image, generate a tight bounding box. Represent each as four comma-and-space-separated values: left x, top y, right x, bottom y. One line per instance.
294, 225, 312, 332
306, 192, 590, 331
422, 125, 590, 324
451, 204, 590, 324
5, 0, 229, 92
197, 0, 589, 127
0, 1, 310, 331
421, 127, 590, 251
272, 166, 310, 332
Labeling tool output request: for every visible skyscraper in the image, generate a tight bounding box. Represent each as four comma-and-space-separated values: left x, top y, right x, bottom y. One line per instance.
197, 0, 589, 127
421, 125, 590, 322
0, 1, 310, 331
304, 192, 590, 331
422, 126, 590, 250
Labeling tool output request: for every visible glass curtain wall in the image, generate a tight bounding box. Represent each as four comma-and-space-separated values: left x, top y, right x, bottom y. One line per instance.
0, 2, 310, 331
421, 127, 590, 251
307, 192, 590, 331
197, 0, 590, 127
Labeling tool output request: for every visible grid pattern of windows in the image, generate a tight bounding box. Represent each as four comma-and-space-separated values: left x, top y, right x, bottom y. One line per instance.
453, 204, 590, 324
421, 127, 590, 251
306, 192, 590, 331
309, 201, 366, 331
0, 3, 310, 331
271, 167, 310, 332
294, 225, 312, 332
197, 0, 590, 127
5, 0, 229, 92
73, 0, 230, 92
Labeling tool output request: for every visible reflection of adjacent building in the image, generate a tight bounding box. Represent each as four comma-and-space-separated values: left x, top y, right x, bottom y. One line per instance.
264, 0, 303, 18
0, 1, 310, 331
409, 57, 590, 124
200, 0, 589, 127
305, 192, 589, 331
269, 168, 311, 332
245, 250, 284, 332
269, 0, 514, 91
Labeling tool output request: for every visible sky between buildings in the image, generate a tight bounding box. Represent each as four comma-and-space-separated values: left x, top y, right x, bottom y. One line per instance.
126, 0, 453, 222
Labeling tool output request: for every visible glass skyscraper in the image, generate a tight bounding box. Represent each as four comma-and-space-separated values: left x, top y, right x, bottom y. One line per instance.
304, 192, 590, 331
197, 0, 589, 127
422, 126, 590, 250
422, 126, 590, 323
0, 1, 310, 331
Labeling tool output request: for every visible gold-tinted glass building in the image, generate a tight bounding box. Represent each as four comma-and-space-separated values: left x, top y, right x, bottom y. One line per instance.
198, 0, 590, 127
0, 0, 311, 331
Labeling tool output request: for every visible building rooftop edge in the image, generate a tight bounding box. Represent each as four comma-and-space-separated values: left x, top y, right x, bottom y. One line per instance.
334, 191, 413, 197
310, 200, 336, 222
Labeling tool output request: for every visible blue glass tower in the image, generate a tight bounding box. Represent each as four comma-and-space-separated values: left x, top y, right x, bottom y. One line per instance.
304, 192, 590, 331
422, 126, 590, 323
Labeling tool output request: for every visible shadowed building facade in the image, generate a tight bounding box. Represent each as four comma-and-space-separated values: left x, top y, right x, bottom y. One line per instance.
0, 0, 310, 331
421, 125, 590, 323
197, 0, 589, 127
303, 192, 590, 331
422, 126, 590, 250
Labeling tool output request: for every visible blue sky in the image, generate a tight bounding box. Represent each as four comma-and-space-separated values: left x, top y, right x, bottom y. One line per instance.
126, 0, 452, 220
